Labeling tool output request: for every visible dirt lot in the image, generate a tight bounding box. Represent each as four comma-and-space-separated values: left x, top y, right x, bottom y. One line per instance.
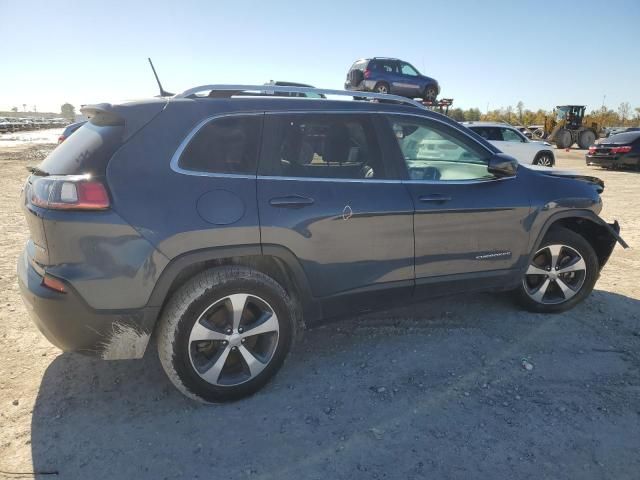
1, 140, 638, 479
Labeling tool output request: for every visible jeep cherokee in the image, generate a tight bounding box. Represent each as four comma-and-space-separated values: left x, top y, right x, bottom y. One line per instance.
18, 85, 626, 402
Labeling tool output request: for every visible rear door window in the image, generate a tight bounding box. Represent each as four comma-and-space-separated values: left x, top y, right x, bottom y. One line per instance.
178, 115, 262, 174
260, 114, 388, 180
471, 126, 503, 142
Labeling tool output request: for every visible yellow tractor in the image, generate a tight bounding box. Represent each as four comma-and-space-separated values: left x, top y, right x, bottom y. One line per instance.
545, 105, 600, 149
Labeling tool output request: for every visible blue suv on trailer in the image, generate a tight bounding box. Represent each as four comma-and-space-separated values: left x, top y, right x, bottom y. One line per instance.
345, 57, 440, 101
18, 85, 626, 402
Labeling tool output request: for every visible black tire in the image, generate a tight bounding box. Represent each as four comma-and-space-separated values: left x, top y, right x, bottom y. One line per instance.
577, 129, 596, 149
423, 85, 438, 102
157, 266, 298, 403
374, 82, 390, 95
533, 152, 554, 167
555, 129, 573, 149
516, 227, 599, 313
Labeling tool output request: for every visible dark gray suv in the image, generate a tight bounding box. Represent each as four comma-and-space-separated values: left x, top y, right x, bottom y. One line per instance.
18, 86, 626, 402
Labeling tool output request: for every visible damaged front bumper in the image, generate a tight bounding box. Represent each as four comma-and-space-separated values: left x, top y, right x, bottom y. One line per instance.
597, 220, 628, 268
17, 250, 159, 360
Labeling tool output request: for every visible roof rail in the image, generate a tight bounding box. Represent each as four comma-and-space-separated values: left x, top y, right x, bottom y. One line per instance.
173, 84, 428, 110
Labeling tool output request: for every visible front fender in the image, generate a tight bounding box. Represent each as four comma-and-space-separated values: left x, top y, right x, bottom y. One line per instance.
527, 211, 627, 273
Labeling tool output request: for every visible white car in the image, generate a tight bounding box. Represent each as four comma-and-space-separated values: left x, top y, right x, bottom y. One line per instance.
462, 122, 555, 166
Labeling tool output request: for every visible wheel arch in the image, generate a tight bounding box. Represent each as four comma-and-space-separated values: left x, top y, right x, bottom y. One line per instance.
530, 212, 625, 271
534, 150, 555, 165
147, 245, 321, 329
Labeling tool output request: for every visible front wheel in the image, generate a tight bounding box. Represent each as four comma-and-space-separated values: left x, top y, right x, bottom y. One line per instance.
533, 152, 554, 167
423, 85, 438, 102
157, 266, 297, 403
554, 129, 573, 149
516, 228, 599, 313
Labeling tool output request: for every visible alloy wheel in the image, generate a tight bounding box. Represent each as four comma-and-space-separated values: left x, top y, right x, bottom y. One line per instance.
188, 293, 280, 386
523, 244, 587, 305
536, 155, 553, 167
376, 85, 388, 94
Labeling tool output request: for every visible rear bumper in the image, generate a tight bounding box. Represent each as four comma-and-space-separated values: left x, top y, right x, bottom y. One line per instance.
17, 249, 159, 359
586, 154, 640, 168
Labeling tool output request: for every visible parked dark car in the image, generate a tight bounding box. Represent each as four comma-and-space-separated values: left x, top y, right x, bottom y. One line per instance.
0, 117, 11, 133
345, 57, 440, 101
18, 85, 626, 403
57, 121, 86, 143
587, 131, 640, 169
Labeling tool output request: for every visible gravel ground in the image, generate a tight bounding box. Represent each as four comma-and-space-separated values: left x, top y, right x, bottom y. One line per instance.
0, 144, 638, 480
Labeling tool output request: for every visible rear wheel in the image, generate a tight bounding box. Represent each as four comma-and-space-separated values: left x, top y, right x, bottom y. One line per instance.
157, 266, 297, 403
577, 129, 596, 149
555, 129, 573, 149
374, 82, 390, 95
516, 228, 598, 313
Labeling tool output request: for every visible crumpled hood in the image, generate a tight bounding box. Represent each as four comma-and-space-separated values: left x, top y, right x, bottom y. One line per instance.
522, 164, 605, 192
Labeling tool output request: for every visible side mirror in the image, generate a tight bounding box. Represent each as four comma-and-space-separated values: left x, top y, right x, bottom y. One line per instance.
488, 153, 518, 178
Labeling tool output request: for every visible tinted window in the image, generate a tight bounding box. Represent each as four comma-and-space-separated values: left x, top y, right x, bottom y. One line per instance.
389, 116, 491, 181
470, 126, 502, 141
371, 60, 397, 73
38, 122, 123, 176
179, 116, 261, 174
261, 114, 387, 179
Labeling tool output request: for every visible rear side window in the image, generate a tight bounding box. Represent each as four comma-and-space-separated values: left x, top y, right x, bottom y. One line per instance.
471, 126, 502, 141
179, 115, 262, 174
260, 114, 387, 180
371, 60, 398, 73
37, 122, 123, 176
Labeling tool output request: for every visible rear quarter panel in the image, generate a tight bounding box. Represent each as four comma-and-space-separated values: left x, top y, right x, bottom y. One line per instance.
106, 99, 262, 268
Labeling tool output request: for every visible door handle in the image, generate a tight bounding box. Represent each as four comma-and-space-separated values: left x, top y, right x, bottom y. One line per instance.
419, 194, 452, 203
269, 195, 315, 208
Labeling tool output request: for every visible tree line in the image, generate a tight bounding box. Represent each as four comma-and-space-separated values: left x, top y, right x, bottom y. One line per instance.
447, 101, 640, 128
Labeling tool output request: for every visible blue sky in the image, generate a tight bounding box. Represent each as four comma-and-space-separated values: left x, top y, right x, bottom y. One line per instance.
1, 0, 639, 114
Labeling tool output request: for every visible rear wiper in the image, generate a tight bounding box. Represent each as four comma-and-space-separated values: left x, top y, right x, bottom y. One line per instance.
26, 166, 49, 176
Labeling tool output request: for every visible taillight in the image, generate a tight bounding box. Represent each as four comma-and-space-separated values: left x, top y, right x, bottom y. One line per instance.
57, 135, 66, 144
42, 273, 67, 293
364, 69, 371, 79
30, 175, 110, 210
588, 146, 597, 154
610, 146, 632, 154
